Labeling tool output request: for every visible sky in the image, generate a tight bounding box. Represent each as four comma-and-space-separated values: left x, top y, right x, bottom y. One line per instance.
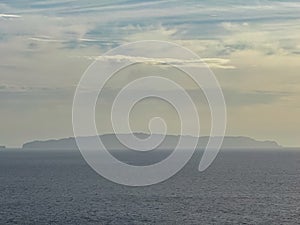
0, 0, 300, 147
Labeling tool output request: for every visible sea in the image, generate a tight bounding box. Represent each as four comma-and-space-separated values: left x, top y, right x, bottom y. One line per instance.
0, 149, 299, 224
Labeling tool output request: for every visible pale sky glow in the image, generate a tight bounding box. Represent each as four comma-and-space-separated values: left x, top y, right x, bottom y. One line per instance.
0, 0, 300, 147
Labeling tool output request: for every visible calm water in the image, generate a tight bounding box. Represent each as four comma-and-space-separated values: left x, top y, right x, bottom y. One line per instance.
0, 149, 299, 224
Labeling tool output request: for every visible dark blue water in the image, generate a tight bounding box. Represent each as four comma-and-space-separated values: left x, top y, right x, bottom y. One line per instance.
0, 149, 299, 224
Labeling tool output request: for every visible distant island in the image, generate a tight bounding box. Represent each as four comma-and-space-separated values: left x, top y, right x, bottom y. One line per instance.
0, 146, 6, 149
22, 133, 282, 150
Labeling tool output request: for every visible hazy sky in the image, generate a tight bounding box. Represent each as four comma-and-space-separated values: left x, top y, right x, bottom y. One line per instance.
1, 0, 300, 147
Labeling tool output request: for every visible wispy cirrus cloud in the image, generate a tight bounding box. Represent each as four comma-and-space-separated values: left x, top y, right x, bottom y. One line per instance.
0, 13, 21, 19
82, 54, 235, 69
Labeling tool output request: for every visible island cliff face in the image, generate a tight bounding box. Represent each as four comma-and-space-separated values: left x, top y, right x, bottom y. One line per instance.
22, 133, 281, 150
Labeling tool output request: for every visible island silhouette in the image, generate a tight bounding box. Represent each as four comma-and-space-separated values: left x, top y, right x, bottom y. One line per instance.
22, 133, 282, 150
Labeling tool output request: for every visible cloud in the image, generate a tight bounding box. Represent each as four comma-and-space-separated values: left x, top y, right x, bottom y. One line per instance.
0, 83, 72, 93
0, 14, 21, 19
221, 22, 249, 31
0, 83, 28, 92
83, 54, 235, 69
28, 36, 66, 43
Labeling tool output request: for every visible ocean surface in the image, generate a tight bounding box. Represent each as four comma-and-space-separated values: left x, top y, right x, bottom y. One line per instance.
0, 149, 299, 224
